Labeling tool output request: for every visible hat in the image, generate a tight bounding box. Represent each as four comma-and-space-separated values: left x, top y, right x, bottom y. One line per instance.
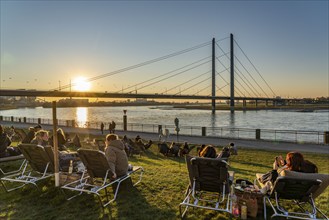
34, 124, 42, 129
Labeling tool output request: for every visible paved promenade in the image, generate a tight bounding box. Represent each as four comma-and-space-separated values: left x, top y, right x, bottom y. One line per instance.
2, 121, 329, 154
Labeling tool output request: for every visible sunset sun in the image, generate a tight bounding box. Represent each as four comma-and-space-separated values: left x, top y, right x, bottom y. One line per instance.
73, 77, 91, 91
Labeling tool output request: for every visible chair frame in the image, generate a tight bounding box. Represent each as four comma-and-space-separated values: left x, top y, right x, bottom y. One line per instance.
0, 155, 26, 176
262, 176, 328, 220
61, 149, 144, 209
179, 156, 234, 219
0, 144, 54, 192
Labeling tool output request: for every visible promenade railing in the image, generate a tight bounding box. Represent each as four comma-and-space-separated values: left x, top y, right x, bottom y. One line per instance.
0, 115, 328, 145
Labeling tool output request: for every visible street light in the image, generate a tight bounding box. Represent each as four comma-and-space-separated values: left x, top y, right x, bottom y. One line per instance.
123, 109, 127, 131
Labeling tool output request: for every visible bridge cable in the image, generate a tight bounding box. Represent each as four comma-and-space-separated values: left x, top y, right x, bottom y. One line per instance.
163, 70, 211, 94
234, 55, 269, 97
215, 42, 262, 97
116, 56, 211, 93
192, 85, 211, 96
234, 39, 276, 97
215, 84, 229, 96
235, 71, 259, 97
175, 76, 212, 95
215, 57, 251, 97
234, 77, 253, 97
54, 40, 214, 91
126, 59, 211, 93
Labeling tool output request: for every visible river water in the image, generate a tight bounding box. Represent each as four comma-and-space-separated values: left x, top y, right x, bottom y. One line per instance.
0, 106, 328, 132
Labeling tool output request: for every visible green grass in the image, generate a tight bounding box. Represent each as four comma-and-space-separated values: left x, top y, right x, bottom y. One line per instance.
0, 143, 328, 220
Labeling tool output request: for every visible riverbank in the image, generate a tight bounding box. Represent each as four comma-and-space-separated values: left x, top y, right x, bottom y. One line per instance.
2, 121, 329, 154
172, 103, 329, 111
2, 102, 328, 111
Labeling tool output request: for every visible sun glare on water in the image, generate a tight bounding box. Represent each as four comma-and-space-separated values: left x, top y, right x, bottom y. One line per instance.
73, 77, 91, 91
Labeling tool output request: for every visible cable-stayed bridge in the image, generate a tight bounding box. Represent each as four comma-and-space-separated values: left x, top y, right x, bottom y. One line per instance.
0, 34, 301, 112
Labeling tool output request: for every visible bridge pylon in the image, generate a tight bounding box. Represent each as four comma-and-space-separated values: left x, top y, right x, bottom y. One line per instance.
212, 38, 216, 114
230, 33, 235, 113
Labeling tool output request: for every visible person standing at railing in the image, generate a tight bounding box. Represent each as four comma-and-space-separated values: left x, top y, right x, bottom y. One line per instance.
112, 121, 116, 133
100, 122, 104, 135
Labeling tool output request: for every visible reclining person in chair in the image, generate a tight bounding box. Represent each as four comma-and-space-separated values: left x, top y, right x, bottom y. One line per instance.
0, 125, 21, 158
199, 145, 217, 158
259, 151, 318, 193
105, 134, 129, 179
31, 130, 78, 171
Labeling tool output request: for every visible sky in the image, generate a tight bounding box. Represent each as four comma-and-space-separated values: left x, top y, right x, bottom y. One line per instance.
0, 1, 328, 98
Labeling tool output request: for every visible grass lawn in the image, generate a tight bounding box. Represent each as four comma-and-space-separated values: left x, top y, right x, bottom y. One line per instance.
0, 140, 328, 220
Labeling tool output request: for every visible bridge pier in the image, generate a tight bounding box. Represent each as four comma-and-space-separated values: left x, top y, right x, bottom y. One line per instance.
255, 100, 258, 108
243, 100, 247, 110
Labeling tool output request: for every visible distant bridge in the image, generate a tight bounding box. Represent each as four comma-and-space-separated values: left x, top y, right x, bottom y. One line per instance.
0, 89, 301, 104
1, 34, 301, 111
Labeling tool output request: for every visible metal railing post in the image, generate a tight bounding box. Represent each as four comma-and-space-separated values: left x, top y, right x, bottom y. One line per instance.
324, 131, 329, 144
202, 127, 206, 136
256, 129, 261, 140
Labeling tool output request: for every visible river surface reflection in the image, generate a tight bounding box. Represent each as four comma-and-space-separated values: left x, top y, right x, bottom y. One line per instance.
0, 106, 328, 131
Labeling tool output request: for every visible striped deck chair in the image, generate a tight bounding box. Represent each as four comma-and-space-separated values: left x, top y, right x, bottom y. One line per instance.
61, 149, 144, 209
0, 144, 54, 192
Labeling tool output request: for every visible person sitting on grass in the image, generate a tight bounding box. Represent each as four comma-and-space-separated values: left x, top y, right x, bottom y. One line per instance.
0, 125, 21, 158
199, 145, 217, 158
217, 146, 231, 159
135, 135, 152, 151
122, 135, 134, 157
228, 142, 238, 155
179, 142, 190, 157
169, 142, 180, 157
105, 134, 128, 179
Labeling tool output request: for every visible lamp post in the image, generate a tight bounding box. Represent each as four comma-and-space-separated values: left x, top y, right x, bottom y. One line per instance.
123, 109, 127, 131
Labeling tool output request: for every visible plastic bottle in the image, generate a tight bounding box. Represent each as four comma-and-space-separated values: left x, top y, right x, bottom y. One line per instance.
231, 187, 239, 217
68, 160, 73, 174
241, 202, 247, 220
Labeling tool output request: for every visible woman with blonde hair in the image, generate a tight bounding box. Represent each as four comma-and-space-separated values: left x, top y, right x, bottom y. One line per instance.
30, 130, 50, 146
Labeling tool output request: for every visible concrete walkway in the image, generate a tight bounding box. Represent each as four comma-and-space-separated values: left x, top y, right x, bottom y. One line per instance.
2, 121, 329, 154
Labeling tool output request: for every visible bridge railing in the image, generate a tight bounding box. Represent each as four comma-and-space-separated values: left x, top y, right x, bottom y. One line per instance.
0, 115, 327, 145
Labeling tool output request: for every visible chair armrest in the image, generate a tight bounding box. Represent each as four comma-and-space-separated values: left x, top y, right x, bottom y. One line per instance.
255, 173, 266, 188
228, 171, 235, 183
